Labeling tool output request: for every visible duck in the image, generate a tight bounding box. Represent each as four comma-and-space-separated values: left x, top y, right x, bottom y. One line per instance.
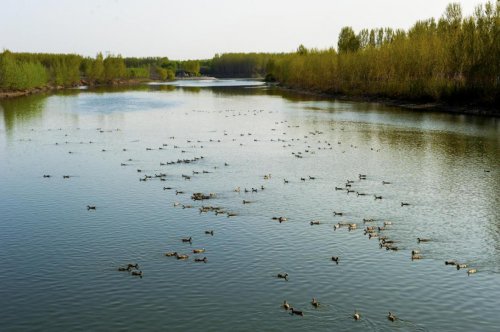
194, 257, 207, 263
282, 300, 290, 310
131, 270, 143, 277
333, 211, 343, 216
86, 205, 96, 210
384, 221, 392, 226
193, 249, 205, 254
412, 250, 421, 255
467, 268, 477, 275
456, 263, 468, 270
335, 187, 344, 190
382, 181, 391, 185
445, 260, 456, 265
331, 256, 339, 264
181, 237, 192, 243
205, 230, 214, 236
277, 273, 289, 280
175, 253, 189, 260
290, 308, 304, 316
401, 202, 410, 206
387, 312, 397, 322
353, 310, 361, 320
118, 266, 130, 271
165, 252, 177, 257
374, 195, 383, 200
310, 221, 320, 225
43, 175, 51, 178
417, 238, 431, 243
127, 263, 139, 270
411, 254, 422, 260
311, 298, 320, 308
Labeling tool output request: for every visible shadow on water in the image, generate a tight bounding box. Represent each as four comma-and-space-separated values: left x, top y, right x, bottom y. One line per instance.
0, 94, 48, 135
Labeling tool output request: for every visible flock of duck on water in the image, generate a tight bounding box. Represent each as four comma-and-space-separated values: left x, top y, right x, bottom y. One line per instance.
39, 109, 478, 324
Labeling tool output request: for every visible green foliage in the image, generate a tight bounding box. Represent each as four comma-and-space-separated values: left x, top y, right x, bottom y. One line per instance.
338, 27, 360, 53
268, 1, 499, 105
209, 53, 276, 77
0, 50, 48, 90
104, 55, 126, 82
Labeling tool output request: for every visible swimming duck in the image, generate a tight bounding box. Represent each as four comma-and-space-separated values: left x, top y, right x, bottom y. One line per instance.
43, 175, 51, 178
310, 221, 320, 225
118, 266, 130, 271
445, 260, 456, 265
311, 298, 320, 308
282, 300, 290, 310
417, 238, 431, 243
382, 181, 391, 185
193, 249, 205, 254
331, 256, 339, 264
353, 310, 361, 320
175, 253, 189, 260
388, 312, 397, 321
456, 264, 468, 270
467, 268, 477, 275
181, 237, 192, 243
277, 273, 289, 280
374, 195, 383, 200
165, 252, 177, 257
290, 308, 303, 316
411, 254, 422, 260
87, 205, 96, 210
401, 202, 410, 206
131, 270, 142, 277
205, 230, 214, 236
333, 211, 343, 216
127, 263, 139, 270
194, 257, 207, 263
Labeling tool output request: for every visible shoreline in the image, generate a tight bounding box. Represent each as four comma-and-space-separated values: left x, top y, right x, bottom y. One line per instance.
276, 85, 500, 118
1, 79, 497, 118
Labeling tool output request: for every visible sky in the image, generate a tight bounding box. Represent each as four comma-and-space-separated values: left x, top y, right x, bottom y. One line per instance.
0, 0, 489, 60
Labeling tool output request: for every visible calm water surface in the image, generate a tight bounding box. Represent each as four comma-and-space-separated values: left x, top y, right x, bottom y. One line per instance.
0, 81, 499, 331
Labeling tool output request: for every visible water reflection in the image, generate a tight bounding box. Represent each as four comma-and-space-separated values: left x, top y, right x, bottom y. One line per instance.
0, 94, 48, 135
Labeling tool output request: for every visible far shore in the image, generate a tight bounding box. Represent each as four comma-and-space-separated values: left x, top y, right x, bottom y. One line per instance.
1, 78, 497, 118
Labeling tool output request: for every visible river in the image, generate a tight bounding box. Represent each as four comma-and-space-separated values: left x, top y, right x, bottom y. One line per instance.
0, 79, 499, 331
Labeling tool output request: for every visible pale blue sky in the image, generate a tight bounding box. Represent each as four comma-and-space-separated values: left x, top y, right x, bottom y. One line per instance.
0, 0, 488, 59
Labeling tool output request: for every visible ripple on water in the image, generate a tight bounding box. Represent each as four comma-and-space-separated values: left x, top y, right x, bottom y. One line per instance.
0, 85, 499, 331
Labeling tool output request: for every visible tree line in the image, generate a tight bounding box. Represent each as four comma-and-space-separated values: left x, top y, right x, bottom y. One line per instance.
0, 51, 203, 91
1, 1, 497, 106
204, 1, 498, 106
271, 2, 498, 105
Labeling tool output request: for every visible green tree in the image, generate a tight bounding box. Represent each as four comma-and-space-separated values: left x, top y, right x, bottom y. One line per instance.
338, 27, 360, 53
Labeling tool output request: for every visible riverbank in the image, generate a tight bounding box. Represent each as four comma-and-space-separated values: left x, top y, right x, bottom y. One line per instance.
277, 85, 500, 118
0, 78, 153, 99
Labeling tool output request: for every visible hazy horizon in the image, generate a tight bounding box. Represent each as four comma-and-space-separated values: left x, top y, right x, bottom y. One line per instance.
0, 0, 490, 60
